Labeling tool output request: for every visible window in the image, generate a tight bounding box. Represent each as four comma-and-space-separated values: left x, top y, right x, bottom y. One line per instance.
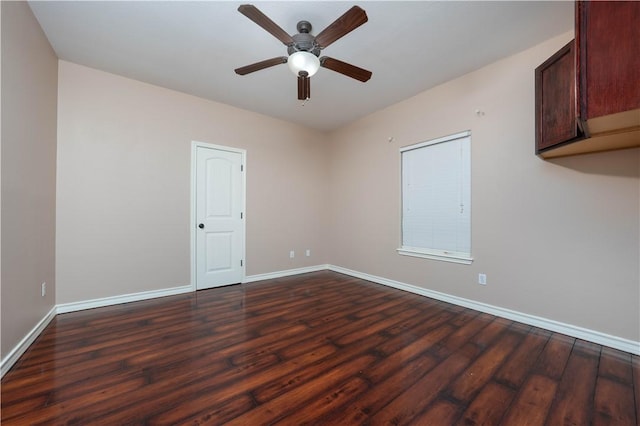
398, 131, 472, 264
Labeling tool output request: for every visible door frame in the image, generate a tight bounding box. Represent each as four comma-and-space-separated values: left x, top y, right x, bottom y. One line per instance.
190, 141, 246, 291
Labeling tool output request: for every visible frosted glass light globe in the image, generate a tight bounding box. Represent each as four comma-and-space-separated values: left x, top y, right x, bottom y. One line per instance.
288, 51, 320, 77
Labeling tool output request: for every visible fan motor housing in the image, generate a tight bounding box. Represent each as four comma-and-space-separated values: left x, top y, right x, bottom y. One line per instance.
287, 21, 321, 56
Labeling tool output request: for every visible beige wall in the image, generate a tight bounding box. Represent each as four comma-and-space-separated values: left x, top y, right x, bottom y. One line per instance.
327, 31, 640, 342
56, 61, 329, 303
1, 2, 58, 359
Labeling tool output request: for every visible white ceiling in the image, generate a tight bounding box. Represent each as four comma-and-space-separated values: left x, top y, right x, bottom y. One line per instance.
29, 1, 573, 132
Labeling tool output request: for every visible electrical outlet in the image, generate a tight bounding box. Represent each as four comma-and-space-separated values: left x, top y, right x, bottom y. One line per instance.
306, 249, 311, 257
41, 282, 46, 297
478, 274, 487, 285
289, 250, 295, 259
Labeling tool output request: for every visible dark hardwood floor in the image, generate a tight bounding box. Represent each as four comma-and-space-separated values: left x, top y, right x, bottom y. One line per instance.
2, 271, 638, 425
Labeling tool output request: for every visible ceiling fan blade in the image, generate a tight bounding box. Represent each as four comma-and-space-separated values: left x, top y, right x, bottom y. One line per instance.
298, 71, 310, 100
235, 57, 288, 75
238, 4, 294, 46
314, 6, 368, 49
320, 57, 372, 82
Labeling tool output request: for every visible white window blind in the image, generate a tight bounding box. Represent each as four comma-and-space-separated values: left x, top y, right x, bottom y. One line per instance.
399, 131, 472, 264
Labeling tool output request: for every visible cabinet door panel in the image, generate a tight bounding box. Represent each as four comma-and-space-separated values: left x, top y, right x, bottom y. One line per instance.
577, 1, 640, 120
535, 40, 583, 153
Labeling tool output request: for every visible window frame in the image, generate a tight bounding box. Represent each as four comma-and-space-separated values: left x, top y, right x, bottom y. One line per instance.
397, 130, 473, 265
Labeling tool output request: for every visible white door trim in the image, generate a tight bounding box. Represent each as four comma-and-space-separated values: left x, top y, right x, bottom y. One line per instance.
190, 141, 246, 290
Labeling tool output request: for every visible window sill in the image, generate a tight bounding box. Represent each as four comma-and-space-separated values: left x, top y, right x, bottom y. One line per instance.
397, 248, 473, 265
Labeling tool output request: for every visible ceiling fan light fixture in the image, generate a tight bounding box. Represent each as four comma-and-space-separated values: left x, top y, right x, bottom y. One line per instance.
288, 51, 320, 77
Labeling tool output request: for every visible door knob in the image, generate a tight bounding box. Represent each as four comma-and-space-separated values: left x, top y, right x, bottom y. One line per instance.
198, 223, 205, 229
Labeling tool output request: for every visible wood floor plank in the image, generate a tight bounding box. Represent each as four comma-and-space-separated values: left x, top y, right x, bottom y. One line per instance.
599, 346, 633, 384
494, 328, 550, 389
545, 339, 600, 425
593, 377, 636, 426
225, 354, 378, 425
428, 311, 488, 358
0, 356, 124, 402
251, 334, 384, 404
274, 376, 370, 424
1, 271, 636, 425
366, 318, 512, 424
532, 332, 575, 380
413, 399, 463, 425
140, 344, 339, 424
456, 381, 515, 425
445, 326, 524, 404
500, 374, 557, 426
80, 353, 278, 425
159, 393, 255, 426
232, 293, 412, 365
326, 353, 440, 424
366, 319, 456, 384
334, 307, 423, 346
104, 307, 357, 423
3, 369, 148, 424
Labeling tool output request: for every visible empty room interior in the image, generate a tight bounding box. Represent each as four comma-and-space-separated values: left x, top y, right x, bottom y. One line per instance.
2, 1, 639, 424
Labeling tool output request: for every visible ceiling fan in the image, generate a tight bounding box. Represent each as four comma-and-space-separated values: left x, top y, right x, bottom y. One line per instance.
234, 4, 372, 101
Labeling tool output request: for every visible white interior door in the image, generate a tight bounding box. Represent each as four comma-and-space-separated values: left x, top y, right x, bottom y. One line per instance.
196, 146, 244, 289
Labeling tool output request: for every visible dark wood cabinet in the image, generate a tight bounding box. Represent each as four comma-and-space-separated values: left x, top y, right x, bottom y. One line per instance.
535, 1, 640, 158
535, 40, 585, 152
577, 1, 640, 121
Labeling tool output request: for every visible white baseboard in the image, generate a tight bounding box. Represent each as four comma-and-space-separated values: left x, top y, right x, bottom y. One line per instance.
328, 265, 640, 355
244, 264, 329, 283
1, 306, 57, 379
56, 284, 193, 314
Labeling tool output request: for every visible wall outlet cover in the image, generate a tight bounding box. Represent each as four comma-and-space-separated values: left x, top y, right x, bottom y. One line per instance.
478, 274, 487, 285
